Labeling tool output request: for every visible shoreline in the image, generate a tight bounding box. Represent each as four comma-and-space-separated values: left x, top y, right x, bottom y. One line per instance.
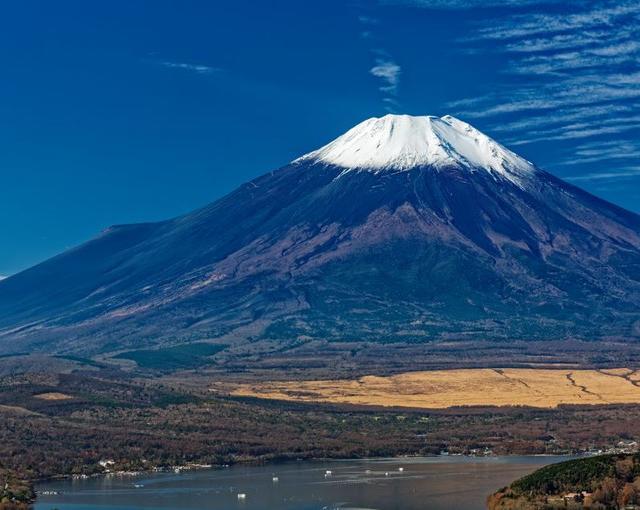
33, 454, 583, 510
34, 451, 583, 489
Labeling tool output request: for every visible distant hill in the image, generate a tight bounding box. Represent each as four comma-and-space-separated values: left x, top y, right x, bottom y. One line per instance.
488, 454, 640, 509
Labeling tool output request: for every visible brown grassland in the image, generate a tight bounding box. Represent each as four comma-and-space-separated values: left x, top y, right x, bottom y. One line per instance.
32, 392, 74, 401
226, 368, 640, 409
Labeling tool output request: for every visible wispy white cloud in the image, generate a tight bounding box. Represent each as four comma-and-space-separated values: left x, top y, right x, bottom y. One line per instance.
470, 2, 640, 41
382, 96, 402, 109
542, 140, 640, 173
505, 114, 640, 142
385, 0, 640, 183
566, 167, 640, 181
449, 0, 640, 119
489, 104, 636, 133
358, 11, 402, 111
452, 76, 640, 119
382, 0, 565, 9
555, 140, 640, 166
509, 123, 640, 145
160, 61, 220, 75
370, 59, 402, 94
358, 15, 380, 24
501, 31, 610, 54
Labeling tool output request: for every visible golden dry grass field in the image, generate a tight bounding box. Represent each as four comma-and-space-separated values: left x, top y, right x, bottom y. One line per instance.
33, 392, 74, 401
226, 368, 640, 409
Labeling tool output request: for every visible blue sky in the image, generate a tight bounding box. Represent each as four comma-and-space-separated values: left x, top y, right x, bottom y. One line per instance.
1, 0, 639, 276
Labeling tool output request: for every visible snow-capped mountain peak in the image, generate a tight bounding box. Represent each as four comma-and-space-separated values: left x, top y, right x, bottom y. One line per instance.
2, 112, 640, 358
296, 114, 536, 184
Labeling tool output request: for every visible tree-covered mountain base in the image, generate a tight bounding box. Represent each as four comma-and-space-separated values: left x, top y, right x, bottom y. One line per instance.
489, 454, 640, 509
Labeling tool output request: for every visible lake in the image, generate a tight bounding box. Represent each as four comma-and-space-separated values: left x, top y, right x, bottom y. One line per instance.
35, 455, 571, 510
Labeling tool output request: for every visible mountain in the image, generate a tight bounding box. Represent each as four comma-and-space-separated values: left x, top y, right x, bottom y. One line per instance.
1, 114, 639, 368
488, 454, 640, 509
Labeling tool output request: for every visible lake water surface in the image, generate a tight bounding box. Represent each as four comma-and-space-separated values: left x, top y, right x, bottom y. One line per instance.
36, 455, 570, 510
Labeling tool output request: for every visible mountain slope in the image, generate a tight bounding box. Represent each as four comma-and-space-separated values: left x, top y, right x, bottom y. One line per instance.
1, 114, 639, 363
488, 454, 640, 509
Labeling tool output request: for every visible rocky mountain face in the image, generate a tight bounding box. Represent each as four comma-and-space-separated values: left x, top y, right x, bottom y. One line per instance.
1, 115, 639, 367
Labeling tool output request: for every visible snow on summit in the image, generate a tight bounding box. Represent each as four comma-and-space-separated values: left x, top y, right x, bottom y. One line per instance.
296, 114, 536, 184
